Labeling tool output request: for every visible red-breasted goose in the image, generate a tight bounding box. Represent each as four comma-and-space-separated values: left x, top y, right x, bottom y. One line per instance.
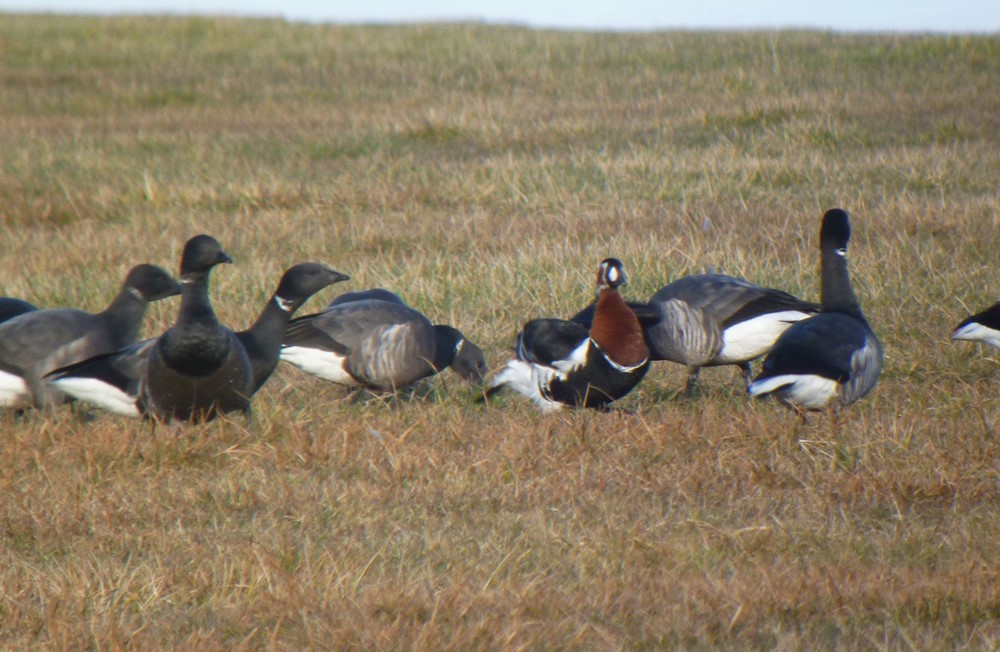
952, 301, 1000, 349
748, 209, 884, 413
0, 264, 181, 410
46, 262, 348, 417
483, 258, 649, 411
281, 289, 487, 392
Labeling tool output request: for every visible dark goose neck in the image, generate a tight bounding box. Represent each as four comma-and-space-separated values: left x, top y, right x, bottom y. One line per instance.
99, 287, 148, 347
177, 271, 218, 328
820, 246, 866, 324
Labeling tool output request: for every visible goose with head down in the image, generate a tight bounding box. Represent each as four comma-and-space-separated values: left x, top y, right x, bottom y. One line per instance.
281, 289, 487, 393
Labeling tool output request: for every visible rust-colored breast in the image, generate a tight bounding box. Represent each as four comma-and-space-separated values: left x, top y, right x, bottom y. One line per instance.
589, 289, 648, 367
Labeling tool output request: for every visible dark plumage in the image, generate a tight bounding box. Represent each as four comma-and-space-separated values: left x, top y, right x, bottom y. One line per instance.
47, 262, 348, 417
749, 209, 884, 412
281, 289, 487, 392
0, 298, 37, 324
573, 274, 818, 396
0, 264, 181, 410
951, 301, 1000, 349
484, 258, 649, 411
139, 235, 252, 424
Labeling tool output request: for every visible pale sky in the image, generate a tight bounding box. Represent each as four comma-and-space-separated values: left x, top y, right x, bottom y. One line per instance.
1, 0, 998, 33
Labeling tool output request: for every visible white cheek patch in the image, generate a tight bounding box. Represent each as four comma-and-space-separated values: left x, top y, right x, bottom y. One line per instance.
275, 296, 295, 312
128, 287, 145, 300
836, 248, 847, 257
606, 265, 620, 285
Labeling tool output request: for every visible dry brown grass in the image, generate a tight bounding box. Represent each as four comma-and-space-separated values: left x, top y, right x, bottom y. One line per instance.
0, 15, 998, 648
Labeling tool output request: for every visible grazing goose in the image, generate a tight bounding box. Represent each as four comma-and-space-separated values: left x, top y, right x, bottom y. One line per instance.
0, 265, 181, 410
748, 209, 884, 413
951, 301, 1000, 349
281, 289, 487, 392
573, 274, 818, 396
0, 298, 37, 324
139, 234, 253, 424
46, 262, 350, 416
483, 258, 649, 411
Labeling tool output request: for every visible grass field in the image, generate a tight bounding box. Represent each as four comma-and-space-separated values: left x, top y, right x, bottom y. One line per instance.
0, 15, 998, 648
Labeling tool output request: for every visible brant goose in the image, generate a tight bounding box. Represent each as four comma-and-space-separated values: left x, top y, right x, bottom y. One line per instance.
951, 301, 1000, 349
139, 235, 253, 424
0, 265, 181, 410
0, 298, 37, 324
748, 209, 884, 413
47, 262, 350, 416
573, 274, 818, 396
281, 289, 487, 392
484, 258, 649, 411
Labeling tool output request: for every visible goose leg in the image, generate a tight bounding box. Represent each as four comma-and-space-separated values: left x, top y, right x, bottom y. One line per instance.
684, 366, 701, 397
737, 362, 753, 388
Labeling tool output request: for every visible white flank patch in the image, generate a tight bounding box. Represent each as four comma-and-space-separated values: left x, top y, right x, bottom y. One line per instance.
489, 359, 564, 412
749, 373, 838, 410
717, 311, 813, 363
0, 370, 29, 408
952, 322, 1000, 349
552, 339, 590, 374
281, 346, 356, 385
49, 378, 141, 417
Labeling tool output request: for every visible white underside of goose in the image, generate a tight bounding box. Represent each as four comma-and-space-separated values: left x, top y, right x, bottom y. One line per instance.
280, 346, 357, 386
489, 359, 564, 412
748, 374, 839, 410
0, 370, 29, 408
717, 310, 814, 364
48, 377, 141, 417
952, 322, 1000, 349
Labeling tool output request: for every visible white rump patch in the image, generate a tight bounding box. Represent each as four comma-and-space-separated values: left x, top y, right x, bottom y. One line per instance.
749, 373, 838, 410
49, 377, 141, 417
952, 322, 1000, 349
717, 310, 813, 363
281, 346, 356, 385
0, 370, 29, 408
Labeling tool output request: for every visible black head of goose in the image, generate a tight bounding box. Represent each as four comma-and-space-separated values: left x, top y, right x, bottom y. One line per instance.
281, 289, 487, 392
483, 258, 649, 411
0, 298, 38, 325
139, 234, 253, 423
951, 301, 1000, 350
748, 209, 884, 413
237, 262, 350, 393
0, 264, 180, 410
44, 261, 349, 417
